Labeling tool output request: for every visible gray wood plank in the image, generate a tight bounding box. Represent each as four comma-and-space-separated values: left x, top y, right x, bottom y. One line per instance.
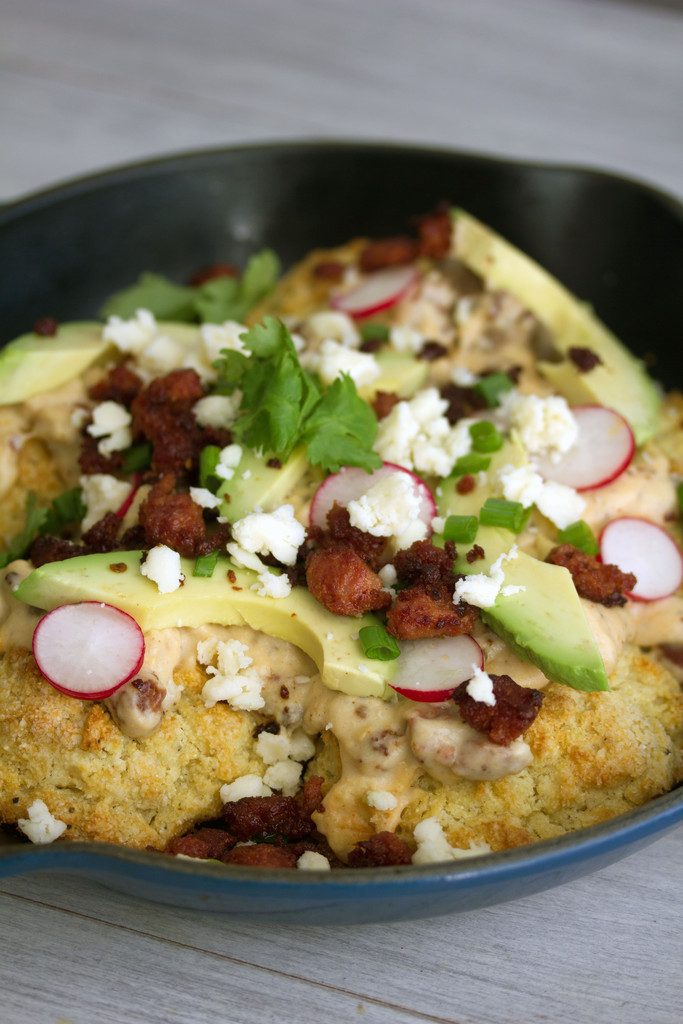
2, 828, 681, 1024
1, 0, 682, 198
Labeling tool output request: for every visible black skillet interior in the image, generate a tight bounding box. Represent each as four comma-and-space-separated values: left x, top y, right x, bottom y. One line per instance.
1, 142, 681, 387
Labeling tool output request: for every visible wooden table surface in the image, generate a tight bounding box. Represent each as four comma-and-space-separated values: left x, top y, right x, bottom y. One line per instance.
1, 1, 681, 1021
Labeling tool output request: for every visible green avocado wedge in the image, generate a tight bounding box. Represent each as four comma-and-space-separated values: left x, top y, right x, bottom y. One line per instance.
15, 552, 395, 699
453, 526, 609, 692
451, 209, 661, 444
217, 447, 310, 524
361, 349, 428, 400
0, 322, 113, 405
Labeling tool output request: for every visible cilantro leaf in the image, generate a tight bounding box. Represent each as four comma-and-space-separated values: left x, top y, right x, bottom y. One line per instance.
302, 375, 381, 473
41, 488, 86, 536
99, 249, 280, 324
100, 273, 196, 321
0, 488, 86, 569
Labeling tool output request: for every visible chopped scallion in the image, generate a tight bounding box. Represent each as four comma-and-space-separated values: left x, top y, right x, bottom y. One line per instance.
469, 420, 503, 453
558, 519, 600, 555
443, 515, 479, 544
450, 452, 491, 477
193, 551, 220, 578
122, 441, 152, 474
479, 497, 529, 533
359, 624, 401, 661
360, 322, 390, 343
199, 445, 222, 491
474, 372, 514, 408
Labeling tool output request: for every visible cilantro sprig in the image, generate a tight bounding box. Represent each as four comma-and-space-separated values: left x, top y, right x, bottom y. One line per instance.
214, 317, 381, 474
0, 488, 85, 569
99, 250, 280, 324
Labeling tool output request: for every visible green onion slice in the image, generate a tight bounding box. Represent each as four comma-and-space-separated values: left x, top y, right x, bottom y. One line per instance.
469, 420, 503, 453
443, 515, 479, 544
359, 624, 401, 661
557, 519, 599, 555
479, 497, 529, 533
450, 453, 491, 477
474, 372, 514, 408
122, 441, 152, 474
193, 551, 219, 578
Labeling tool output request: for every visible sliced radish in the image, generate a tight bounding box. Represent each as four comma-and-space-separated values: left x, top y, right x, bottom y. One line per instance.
534, 405, 634, 491
600, 517, 683, 602
310, 462, 436, 532
331, 266, 418, 319
33, 602, 145, 700
115, 473, 140, 520
391, 635, 484, 702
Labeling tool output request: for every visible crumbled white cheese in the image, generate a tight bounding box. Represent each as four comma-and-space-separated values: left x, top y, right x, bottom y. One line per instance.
412, 817, 492, 865
326, 632, 334, 641
466, 665, 497, 706
389, 325, 424, 354
17, 800, 67, 845
215, 443, 244, 481
232, 504, 305, 566
502, 392, 578, 463
288, 729, 316, 762
454, 296, 477, 327
161, 677, 184, 712
304, 338, 380, 389
535, 480, 586, 530
201, 638, 265, 711
378, 563, 398, 588
305, 310, 359, 348
242, 469, 252, 480
189, 486, 221, 510
451, 365, 479, 386
79, 473, 131, 532
497, 463, 586, 529
138, 334, 184, 376
103, 308, 158, 355
366, 790, 398, 811
226, 542, 266, 574
347, 472, 428, 550
263, 759, 302, 796
453, 546, 519, 609
220, 774, 272, 802
86, 401, 132, 456
196, 636, 220, 665
431, 516, 446, 535
193, 393, 242, 429
297, 850, 331, 871
253, 571, 292, 599
256, 731, 292, 765
70, 406, 89, 430
375, 387, 473, 477
201, 321, 249, 364
140, 544, 184, 594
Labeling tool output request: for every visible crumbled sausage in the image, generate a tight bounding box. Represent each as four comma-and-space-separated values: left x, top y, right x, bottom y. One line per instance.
453, 674, 543, 745
79, 434, 123, 475
131, 369, 205, 475
372, 390, 401, 420
322, 503, 387, 567
568, 347, 602, 372
360, 337, 384, 354
387, 584, 478, 640
139, 473, 226, 557
466, 544, 485, 564
130, 678, 166, 714
221, 793, 315, 842
347, 831, 413, 867
81, 511, 122, 553
312, 260, 346, 282
359, 237, 419, 273
393, 539, 457, 589
440, 383, 487, 425
221, 844, 299, 868
415, 206, 452, 260
456, 475, 476, 495
306, 545, 391, 617
188, 263, 238, 286
33, 316, 59, 337
167, 828, 236, 860
546, 544, 636, 607
419, 340, 449, 362
29, 535, 82, 567
89, 364, 143, 405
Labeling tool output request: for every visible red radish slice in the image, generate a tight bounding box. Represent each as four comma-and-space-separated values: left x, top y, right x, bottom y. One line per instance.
391, 635, 484, 703
115, 473, 140, 520
600, 517, 683, 601
534, 405, 634, 491
310, 462, 436, 533
33, 602, 145, 700
331, 266, 418, 319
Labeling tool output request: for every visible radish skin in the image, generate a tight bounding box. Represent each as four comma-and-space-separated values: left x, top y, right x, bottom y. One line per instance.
599, 517, 683, 602
535, 405, 635, 491
391, 635, 484, 703
310, 463, 435, 533
331, 266, 418, 320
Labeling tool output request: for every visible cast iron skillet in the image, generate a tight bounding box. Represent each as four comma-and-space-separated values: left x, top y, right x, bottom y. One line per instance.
0, 141, 681, 924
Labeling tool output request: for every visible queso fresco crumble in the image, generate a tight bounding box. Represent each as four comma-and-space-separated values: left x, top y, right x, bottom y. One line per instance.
0, 206, 681, 871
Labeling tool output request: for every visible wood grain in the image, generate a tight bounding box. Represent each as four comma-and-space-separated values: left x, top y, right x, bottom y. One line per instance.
0, 1, 681, 1021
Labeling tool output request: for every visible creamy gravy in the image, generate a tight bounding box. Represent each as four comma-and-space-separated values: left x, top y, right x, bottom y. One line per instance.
581, 454, 676, 533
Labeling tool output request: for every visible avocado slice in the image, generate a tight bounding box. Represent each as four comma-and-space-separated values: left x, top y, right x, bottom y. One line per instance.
451, 209, 661, 444
0, 322, 113, 405
15, 552, 395, 699
361, 350, 428, 400
437, 437, 528, 521
217, 446, 310, 524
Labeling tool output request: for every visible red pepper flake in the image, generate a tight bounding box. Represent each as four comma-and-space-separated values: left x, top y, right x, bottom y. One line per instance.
33, 316, 59, 337
267, 458, 282, 469
108, 562, 128, 573
231, 586, 243, 592
279, 685, 290, 699
227, 569, 237, 583
456, 474, 476, 494
418, 340, 448, 362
